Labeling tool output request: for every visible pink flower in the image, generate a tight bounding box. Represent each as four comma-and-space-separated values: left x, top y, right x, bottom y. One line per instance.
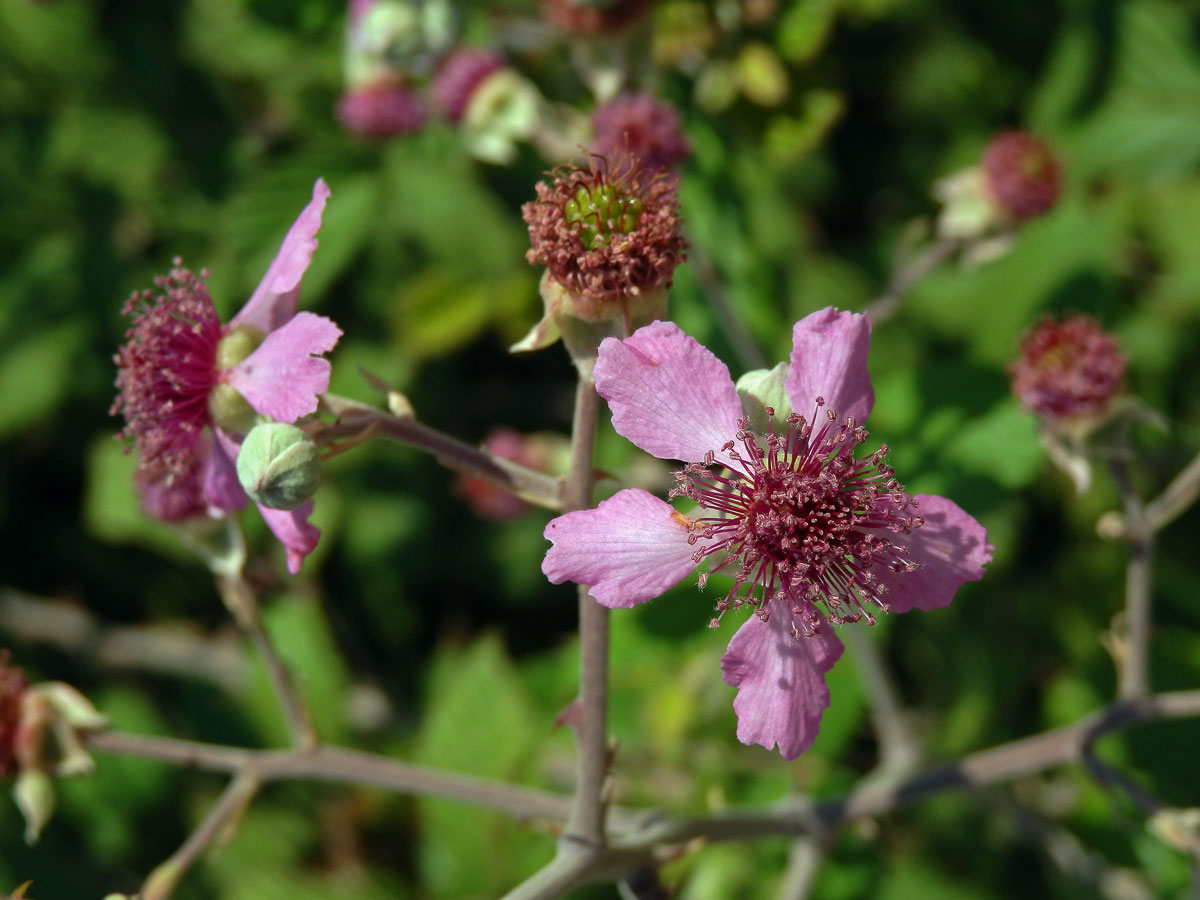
113, 179, 341, 573
542, 309, 992, 758
431, 47, 505, 124
337, 79, 427, 138
590, 93, 690, 178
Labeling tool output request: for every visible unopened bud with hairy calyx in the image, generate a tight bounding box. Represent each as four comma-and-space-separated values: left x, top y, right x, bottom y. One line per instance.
236, 423, 321, 510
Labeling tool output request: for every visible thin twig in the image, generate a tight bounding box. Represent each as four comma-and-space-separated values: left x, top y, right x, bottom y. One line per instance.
1106, 459, 1154, 700
319, 393, 563, 511
86, 731, 577, 824
1143, 448, 1200, 533
0, 590, 247, 695
619, 690, 1200, 848
217, 574, 317, 751
865, 237, 960, 325
777, 834, 830, 900
1100, 445, 1200, 539
841, 625, 922, 778
140, 771, 261, 900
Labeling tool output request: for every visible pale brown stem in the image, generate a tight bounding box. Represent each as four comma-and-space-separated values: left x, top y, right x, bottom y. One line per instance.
1106, 459, 1154, 700
217, 573, 317, 751
141, 771, 260, 900
865, 237, 960, 325
87, 731, 575, 824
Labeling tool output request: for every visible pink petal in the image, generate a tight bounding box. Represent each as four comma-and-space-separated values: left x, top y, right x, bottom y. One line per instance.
594, 321, 744, 465
872, 494, 992, 614
257, 501, 320, 575
720, 610, 844, 760
230, 178, 331, 333
203, 430, 249, 512
542, 489, 699, 608
225, 313, 342, 423
785, 307, 875, 425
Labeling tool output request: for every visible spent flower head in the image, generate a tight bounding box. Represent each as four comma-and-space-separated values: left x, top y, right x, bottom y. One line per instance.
542, 309, 992, 758
112, 179, 341, 573
517, 159, 686, 364
982, 131, 1062, 223
1011, 314, 1125, 423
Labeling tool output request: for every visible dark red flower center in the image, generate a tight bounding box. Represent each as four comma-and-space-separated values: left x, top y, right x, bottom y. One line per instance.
670, 402, 924, 637
111, 262, 222, 478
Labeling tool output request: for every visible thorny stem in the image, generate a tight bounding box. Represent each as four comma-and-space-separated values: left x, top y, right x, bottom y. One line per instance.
1106, 458, 1154, 700
865, 236, 960, 325
217, 573, 317, 751
319, 393, 563, 511
141, 771, 260, 900
562, 377, 609, 847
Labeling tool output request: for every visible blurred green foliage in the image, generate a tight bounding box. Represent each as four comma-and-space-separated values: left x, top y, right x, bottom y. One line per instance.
2, 0, 1200, 897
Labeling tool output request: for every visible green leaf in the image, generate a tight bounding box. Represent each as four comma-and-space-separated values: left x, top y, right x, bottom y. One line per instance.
0, 325, 85, 439
943, 397, 1042, 489
249, 595, 353, 745
413, 635, 544, 896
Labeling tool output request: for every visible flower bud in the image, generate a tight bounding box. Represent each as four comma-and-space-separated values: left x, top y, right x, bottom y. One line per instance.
236, 423, 321, 510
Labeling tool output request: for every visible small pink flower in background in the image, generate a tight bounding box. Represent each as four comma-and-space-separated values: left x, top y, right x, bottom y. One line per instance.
1011, 314, 1126, 422
458, 428, 536, 520
542, 308, 991, 758
590, 93, 690, 178
337, 79, 427, 138
0, 653, 27, 777
981, 131, 1061, 223
113, 179, 341, 573
431, 48, 505, 123
540, 0, 655, 34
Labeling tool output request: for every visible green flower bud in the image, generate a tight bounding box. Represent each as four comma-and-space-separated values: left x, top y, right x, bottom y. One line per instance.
736, 362, 792, 434
236, 423, 321, 510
